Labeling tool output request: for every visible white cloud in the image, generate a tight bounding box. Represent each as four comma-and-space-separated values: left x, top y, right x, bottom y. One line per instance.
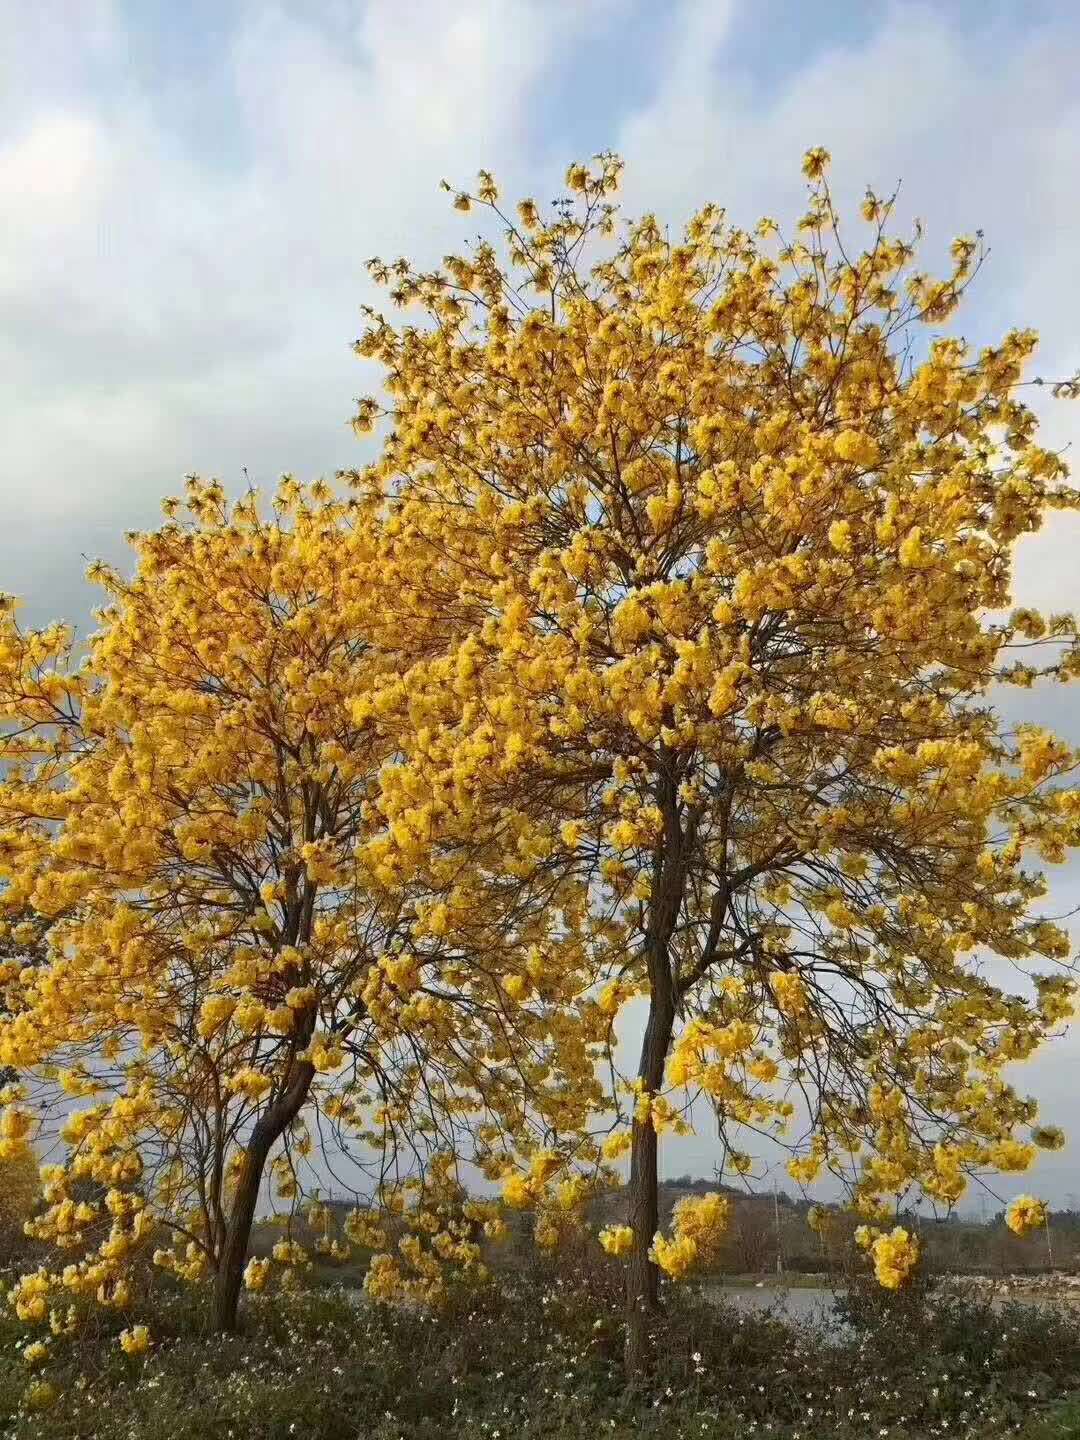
0, 0, 608, 617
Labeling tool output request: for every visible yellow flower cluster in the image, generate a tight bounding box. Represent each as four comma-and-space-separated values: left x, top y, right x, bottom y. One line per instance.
1005, 1194, 1049, 1236
0, 1103, 32, 1161
649, 1193, 730, 1279
118, 1325, 150, 1356
22, 1340, 49, 1367
598, 1224, 634, 1258
856, 1225, 921, 1290
23, 1380, 57, 1413
243, 1257, 272, 1292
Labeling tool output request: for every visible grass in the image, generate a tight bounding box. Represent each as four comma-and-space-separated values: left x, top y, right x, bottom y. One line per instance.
1020, 1395, 1080, 1438
3, 1253, 1080, 1439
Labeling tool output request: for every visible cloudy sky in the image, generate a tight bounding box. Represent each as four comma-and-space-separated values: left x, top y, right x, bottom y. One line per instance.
3, 0, 1080, 1208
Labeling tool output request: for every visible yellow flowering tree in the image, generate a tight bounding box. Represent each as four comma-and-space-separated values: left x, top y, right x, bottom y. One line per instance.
0, 479, 600, 1334
350, 150, 1080, 1370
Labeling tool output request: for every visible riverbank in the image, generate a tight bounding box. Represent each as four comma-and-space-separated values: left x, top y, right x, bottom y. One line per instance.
710, 1270, 1080, 1297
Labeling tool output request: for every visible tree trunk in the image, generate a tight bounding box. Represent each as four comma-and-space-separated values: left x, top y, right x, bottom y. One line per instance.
622, 753, 691, 1378
212, 1059, 314, 1332
624, 989, 675, 1378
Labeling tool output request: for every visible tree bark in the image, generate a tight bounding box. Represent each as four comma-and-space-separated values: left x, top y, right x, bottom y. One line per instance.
624, 986, 676, 1377
212, 1059, 314, 1332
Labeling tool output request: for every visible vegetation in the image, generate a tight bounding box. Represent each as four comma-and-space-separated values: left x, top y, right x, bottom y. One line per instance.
1, 143, 1079, 1421
2, 1256, 1080, 1439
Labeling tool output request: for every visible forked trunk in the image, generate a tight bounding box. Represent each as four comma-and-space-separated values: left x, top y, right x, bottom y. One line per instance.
212, 1059, 314, 1332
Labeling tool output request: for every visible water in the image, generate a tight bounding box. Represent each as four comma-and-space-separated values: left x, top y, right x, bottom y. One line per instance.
705, 1283, 839, 1329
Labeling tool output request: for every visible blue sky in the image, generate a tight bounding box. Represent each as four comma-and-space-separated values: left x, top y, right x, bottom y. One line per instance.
3, 0, 1080, 1207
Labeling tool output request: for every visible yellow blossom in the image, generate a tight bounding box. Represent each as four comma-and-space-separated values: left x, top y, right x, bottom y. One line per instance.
598, 1224, 634, 1257
1006, 1194, 1048, 1236
119, 1325, 150, 1356
870, 1227, 919, 1289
